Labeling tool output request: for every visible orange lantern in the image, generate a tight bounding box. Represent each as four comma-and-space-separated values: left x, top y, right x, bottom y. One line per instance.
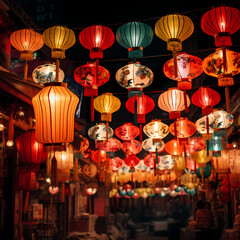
165, 139, 184, 156
32, 82, 79, 144
158, 88, 190, 118
10, 29, 44, 79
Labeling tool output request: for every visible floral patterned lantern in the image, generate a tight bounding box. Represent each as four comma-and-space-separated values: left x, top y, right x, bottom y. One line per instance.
165, 139, 184, 156
201, 6, 240, 48
115, 62, 154, 97
32, 63, 65, 85
110, 157, 124, 172
142, 138, 165, 153
158, 88, 191, 118
185, 137, 206, 153
115, 123, 140, 141
202, 49, 240, 112
163, 52, 203, 90
195, 110, 234, 134
116, 21, 154, 59
157, 155, 176, 170
122, 140, 142, 155
88, 123, 114, 141
143, 120, 169, 140
96, 138, 122, 153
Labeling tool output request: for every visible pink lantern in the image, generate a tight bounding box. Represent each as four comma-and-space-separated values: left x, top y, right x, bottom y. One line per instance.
110, 157, 124, 172
96, 138, 122, 152
185, 137, 206, 153
115, 123, 140, 141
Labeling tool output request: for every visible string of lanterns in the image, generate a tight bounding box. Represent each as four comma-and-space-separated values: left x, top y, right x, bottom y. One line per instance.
8, 6, 240, 207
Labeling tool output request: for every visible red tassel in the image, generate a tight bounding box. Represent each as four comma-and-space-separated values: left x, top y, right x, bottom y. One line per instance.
51, 155, 57, 187
139, 123, 142, 143
91, 96, 94, 122
206, 115, 209, 135
174, 120, 178, 140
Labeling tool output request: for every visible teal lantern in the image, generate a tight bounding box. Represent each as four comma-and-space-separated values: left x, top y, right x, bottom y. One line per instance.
116, 21, 154, 59
197, 163, 212, 179
209, 133, 223, 156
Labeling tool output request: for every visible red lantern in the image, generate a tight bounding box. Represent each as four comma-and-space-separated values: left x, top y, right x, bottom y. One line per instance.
122, 139, 142, 155
201, 6, 240, 47
110, 157, 124, 172
115, 123, 140, 141
158, 88, 190, 119
125, 94, 155, 124
79, 25, 115, 59
15, 129, 47, 166
96, 138, 122, 152
144, 153, 160, 169
124, 154, 140, 171
165, 139, 184, 156
185, 137, 206, 153
191, 87, 221, 115
91, 149, 107, 163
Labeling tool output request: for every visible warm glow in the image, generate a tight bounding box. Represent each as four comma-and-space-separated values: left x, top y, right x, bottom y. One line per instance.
6, 140, 14, 147
0, 124, 4, 131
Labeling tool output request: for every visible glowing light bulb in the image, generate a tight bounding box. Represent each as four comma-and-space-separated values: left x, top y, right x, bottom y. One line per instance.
6, 140, 14, 147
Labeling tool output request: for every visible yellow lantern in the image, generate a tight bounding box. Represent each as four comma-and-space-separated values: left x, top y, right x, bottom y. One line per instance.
43, 25, 76, 59
155, 14, 194, 52
190, 149, 212, 164
94, 92, 121, 122
32, 82, 79, 144
181, 172, 199, 189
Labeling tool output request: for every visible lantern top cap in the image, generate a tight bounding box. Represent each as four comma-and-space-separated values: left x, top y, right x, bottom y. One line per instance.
43, 82, 67, 88
151, 119, 162, 122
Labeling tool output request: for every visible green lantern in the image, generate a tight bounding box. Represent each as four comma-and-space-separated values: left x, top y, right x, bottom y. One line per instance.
116, 21, 154, 59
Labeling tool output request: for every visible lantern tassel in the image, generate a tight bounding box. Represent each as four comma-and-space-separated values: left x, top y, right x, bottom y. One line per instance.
61, 183, 65, 203
225, 86, 231, 113
139, 123, 142, 143
51, 155, 57, 187
134, 97, 138, 126
174, 120, 178, 140
106, 121, 109, 141
173, 51, 178, 79
23, 191, 29, 214
91, 96, 95, 122
24, 60, 28, 80
55, 59, 60, 82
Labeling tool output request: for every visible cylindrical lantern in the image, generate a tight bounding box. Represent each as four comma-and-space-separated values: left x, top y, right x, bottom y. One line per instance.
115, 62, 153, 97
201, 6, 240, 47
158, 88, 190, 119
79, 25, 115, 59
94, 92, 121, 122
116, 21, 154, 59
43, 25, 76, 59
32, 63, 65, 85
15, 129, 47, 165
155, 14, 194, 52
32, 82, 79, 144
163, 52, 203, 90
10, 29, 44, 61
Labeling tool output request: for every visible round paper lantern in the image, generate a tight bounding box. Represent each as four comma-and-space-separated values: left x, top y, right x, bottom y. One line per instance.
79, 25, 115, 59
144, 153, 160, 169
32, 63, 65, 85
142, 138, 165, 152
122, 140, 142, 155
201, 6, 240, 47
157, 155, 176, 170
43, 26, 75, 59
135, 160, 150, 172
10, 29, 43, 60
181, 172, 199, 189
158, 88, 190, 119
163, 52, 203, 90
115, 62, 153, 97
94, 92, 121, 122
90, 149, 107, 163
155, 14, 194, 52
115, 123, 140, 141
82, 163, 98, 178
165, 139, 184, 156
116, 21, 154, 59
212, 150, 230, 173
191, 86, 221, 115
49, 186, 59, 195
88, 123, 114, 141
185, 137, 206, 153
32, 82, 79, 144
197, 163, 212, 179
195, 110, 234, 134
143, 120, 169, 139
169, 118, 196, 139
74, 62, 110, 97
126, 94, 155, 124
124, 154, 140, 171
190, 149, 212, 164
15, 129, 47, 165
110, 157, 124, 172
96, 138, 122, 152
